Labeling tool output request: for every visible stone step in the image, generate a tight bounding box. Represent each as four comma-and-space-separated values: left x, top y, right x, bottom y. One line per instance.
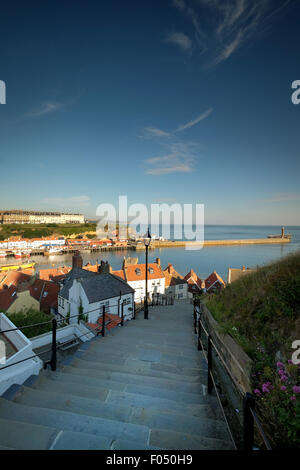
111, 440, 161, 450
130, 407, 230, 442
86, 340, 199, 359
149, 428, 234, 450
0, 417, 58, 450
72, 353, 205, 382
49, 430, 113, 450
32, 371, 214, 417
65, 358, 204, 394
13, 386, 221, 436
0, 398, 150, 445
108, 330, 195, 347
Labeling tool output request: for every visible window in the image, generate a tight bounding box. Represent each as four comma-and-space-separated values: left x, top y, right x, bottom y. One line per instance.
123, 297, 131, 305
135, 268, 141, 276
149, 267, 154, 274
100, 301, 109, 310
178, 293, 183, 299
179, 284, 183, 290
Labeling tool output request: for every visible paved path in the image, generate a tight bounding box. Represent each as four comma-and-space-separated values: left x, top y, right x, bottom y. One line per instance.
0, 300, 234, 449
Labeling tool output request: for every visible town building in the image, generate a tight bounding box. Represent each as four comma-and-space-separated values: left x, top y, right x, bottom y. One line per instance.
0, 270, 59, 314
57, 254, 135, 324
227, 266, 257, 284
205, 271, 226, 293
0, 210, 84, 225
184, 269, 204, 297
163, 263, 188, 300
121, 257, 165, 303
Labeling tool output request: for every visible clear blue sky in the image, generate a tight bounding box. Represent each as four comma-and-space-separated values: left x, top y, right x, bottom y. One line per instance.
0, 0, 300, 225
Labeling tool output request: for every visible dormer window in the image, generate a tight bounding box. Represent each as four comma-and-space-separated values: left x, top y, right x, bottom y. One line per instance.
149, 267, 154, 274
135, 268, 141, 276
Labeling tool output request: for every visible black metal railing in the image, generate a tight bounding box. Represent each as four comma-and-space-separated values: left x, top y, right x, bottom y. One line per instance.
193, 301, 272, 451
0, 300, 138, 373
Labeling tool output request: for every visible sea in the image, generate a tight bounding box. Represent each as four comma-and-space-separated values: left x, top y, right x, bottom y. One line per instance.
1, 225, 300, 282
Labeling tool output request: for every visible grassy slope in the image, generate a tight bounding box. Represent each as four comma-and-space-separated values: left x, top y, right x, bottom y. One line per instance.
206, 251, 300, 359
206, 252, 300, 448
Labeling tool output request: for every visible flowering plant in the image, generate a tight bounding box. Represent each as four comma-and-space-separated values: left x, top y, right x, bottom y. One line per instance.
252, 351, 300, 448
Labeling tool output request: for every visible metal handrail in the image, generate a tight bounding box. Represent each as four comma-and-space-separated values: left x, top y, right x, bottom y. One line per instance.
194, 301, 271, 451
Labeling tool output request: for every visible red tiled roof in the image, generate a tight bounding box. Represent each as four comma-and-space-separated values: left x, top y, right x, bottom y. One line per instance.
124, 262, 164, 282
184, 269, 202, 291
163, 264, 186, 287
112, 270, 126, 281
205, 271, 226, 291
0, 270, 33, 291
39, 267, 71, 282
30, 279, 59, 312
0, 286, 17, 311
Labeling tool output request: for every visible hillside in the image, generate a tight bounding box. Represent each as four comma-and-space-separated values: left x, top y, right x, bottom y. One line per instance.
206, 251, 300, 448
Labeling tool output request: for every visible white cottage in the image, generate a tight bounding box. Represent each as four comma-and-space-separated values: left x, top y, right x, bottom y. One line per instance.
58, 257, 135, 324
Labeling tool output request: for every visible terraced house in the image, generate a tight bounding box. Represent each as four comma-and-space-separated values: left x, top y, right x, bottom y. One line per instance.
58, 256, 134, 324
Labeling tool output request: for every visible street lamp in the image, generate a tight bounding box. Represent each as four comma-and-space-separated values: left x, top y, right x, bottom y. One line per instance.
144, 227, 151, 319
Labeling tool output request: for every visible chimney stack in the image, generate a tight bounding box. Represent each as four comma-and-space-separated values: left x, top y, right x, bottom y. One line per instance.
98, 260, 112, 275
72, 251, 83, 269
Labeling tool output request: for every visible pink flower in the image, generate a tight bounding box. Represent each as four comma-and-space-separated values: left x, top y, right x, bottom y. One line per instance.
254, 389, 261, 396
292, 385, 300, 394
277, 362, 284, 368
280, 386, 287, 391
262, 383, 271, 393
280, 375, 288, 382
288, 360, 293, 364
290, 396, 296, 401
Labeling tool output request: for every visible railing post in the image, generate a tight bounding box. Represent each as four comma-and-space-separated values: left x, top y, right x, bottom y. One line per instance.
121, 302, 124, 326
101, 305, 105, 337
193, 303, 197, 334
207, 334, 213, 394
133, 302, 136, 320
197, 317, 202, 350
44, 318, 57, 371
243, 392, 255, 451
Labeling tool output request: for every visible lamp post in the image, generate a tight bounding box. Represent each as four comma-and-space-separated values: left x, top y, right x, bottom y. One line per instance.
144, 227, 151, 319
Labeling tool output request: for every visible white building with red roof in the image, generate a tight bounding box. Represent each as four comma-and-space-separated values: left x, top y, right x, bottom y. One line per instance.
121, 257, 165, 303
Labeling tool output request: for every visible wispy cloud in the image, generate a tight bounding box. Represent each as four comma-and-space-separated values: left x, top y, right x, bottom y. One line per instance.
142, 127, 172, 139
144, 141, 199, 175
170, 0, 293, 66
165, 32, 193, 52
142, 108, 213, 141
175, 107, 213, 132
23, 102, 63, 119
257, 193, 300, 203
41, 195, 91, 208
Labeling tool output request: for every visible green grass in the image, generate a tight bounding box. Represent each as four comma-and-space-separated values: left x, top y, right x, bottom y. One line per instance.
206, 251, 300, 448
0, 223, 97, 239
206, 251, 300, 359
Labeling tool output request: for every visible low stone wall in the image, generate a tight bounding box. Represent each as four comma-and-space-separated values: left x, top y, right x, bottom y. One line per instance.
200, 303, 253, 394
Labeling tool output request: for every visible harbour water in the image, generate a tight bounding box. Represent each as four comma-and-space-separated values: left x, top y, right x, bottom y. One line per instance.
1, 225, 299, 282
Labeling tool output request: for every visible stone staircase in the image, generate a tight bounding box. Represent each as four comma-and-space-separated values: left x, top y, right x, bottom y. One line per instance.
0, 301, 235, 450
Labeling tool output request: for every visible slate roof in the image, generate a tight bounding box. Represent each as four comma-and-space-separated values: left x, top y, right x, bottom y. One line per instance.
59, 268, 134, 304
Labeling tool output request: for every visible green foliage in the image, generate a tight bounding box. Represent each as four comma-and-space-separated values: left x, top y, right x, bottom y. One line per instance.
0, 223, 97, 239
205, 251, 300, 449
7, 309, 54, 338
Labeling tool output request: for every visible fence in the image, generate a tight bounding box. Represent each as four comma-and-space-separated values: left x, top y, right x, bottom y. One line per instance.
193, 300, 272, 451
